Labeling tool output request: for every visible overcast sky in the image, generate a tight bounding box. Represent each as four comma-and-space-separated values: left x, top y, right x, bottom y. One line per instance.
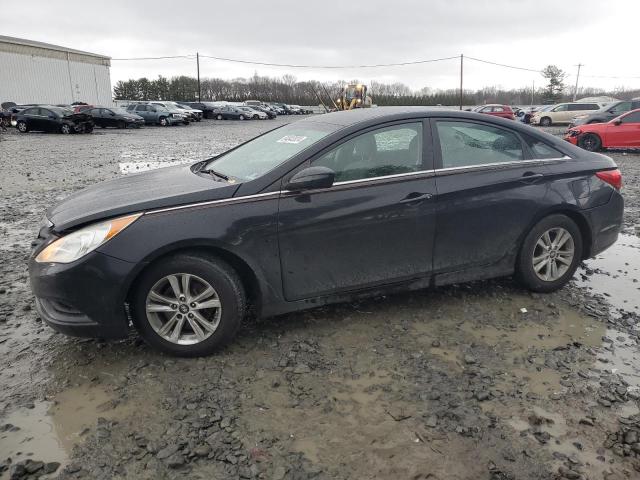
4, 0, 639, 92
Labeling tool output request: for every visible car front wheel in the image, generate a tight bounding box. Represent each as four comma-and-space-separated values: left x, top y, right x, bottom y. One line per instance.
539, 117, 552, 127
132, 253, 246, 357
159, 117, 168, 126
60, 124, 71, 134
578, 133, 602, 152
516, 214, 582, 292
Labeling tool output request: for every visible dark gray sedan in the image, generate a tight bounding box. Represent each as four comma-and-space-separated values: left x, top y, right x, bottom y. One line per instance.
29, 107, 623, 356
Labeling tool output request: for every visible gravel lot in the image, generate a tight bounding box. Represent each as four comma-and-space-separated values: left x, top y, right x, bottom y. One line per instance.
1, 118, 639, 480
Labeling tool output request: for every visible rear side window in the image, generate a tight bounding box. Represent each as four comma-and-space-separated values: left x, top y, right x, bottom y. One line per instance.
22, 108, 38, 115
569, 103, 599, 111
435, 121, 524, 168
522, 135, 564, 159
136, 105, 148, 112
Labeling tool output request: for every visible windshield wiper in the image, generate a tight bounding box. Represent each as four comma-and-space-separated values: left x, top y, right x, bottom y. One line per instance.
203, 169, 229, 181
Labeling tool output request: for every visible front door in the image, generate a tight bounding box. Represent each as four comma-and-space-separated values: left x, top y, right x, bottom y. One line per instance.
606, 111, 640, 147
277, 121, 437, 301
430, 119, 561, 280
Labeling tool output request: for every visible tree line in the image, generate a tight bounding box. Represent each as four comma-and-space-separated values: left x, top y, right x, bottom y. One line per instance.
113, 67, 640, 107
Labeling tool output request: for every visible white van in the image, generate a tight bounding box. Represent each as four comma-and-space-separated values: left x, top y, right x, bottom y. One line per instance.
530, 102, 603, 126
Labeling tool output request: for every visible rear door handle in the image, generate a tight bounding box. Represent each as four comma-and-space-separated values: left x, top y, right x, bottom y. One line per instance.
519, 172, 544, 184
399, 192, 433, 205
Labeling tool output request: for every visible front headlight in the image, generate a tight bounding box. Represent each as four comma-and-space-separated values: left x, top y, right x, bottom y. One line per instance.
35, 213, 141, 264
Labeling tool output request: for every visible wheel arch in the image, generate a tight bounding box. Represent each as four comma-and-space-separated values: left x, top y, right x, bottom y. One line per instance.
122, 242, 263, 320
516, 207, 593, 263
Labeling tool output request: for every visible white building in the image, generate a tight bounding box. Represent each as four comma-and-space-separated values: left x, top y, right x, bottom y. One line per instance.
0, 35, 113, 105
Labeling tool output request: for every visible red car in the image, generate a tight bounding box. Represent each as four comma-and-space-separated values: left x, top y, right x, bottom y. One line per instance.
564, 108, 640, 151
73, 104, 94, 113
471, 104, 515, 120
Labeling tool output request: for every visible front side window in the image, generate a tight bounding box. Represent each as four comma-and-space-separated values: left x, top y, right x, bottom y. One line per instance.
205, 122, 338, 181
313, 123, 422, 182
610, 102, 631, 113
136, 105, 148, 112
553, 104, 568, 112
621, 111, 640, 124
435, 121, 524, 168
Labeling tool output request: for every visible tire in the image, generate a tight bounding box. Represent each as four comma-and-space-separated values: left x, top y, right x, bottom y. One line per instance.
117, 120, 126, 129
159, 117, 168, 126
17, 121, 28, 133
578, 133, 602, 152
239, 115, 245, 120
132, 253, 246, 357
216, 114, 223, 120
84, 125, 94, 134
60, 124, 71, 134
253, 114, 259, 120
516, 214, 583, 293
539, 117, 552, 127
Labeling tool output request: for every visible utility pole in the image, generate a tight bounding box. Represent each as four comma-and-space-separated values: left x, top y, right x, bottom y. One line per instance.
531, 80, 535, 105
459, 54, 464, 110
196, 52, 201, 102
572, 63, 582, 102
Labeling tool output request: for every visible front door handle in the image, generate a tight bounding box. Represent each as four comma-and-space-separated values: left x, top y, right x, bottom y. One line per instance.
399, 192, 433, 205
520, 172, 544, 184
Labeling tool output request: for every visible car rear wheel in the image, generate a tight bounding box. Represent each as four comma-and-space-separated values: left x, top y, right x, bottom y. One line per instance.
60, 124, 71, 134
132, 253, 246, 357
159, 117, 168, 126
516, 214, 582, 292
216, 114, 223, 120
539, 117, 552, 127
239, 115, 245, 120
578, 133, 602, 152
17, 121, 28, 133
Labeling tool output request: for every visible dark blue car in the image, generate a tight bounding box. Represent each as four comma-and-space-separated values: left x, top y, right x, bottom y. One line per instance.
29, 107, 623, 356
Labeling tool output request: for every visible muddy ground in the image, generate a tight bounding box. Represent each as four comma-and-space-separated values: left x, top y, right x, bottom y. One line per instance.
0, 118, 639, 480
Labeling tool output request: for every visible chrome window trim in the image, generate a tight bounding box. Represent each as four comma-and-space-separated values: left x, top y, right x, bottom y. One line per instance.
332, 168, 435, 186
436, 156, 570, 174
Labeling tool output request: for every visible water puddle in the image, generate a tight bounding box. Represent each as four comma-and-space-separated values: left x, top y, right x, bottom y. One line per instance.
576, 232, 640, 315
0, 383, 131, 477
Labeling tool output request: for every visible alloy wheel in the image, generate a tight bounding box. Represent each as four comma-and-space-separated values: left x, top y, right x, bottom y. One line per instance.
532, 227, 575, 282
145, 273, 222, 345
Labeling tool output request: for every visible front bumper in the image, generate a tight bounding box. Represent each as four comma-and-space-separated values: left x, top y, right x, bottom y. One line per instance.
29, 250, 139, 339
563, 134, 579, 146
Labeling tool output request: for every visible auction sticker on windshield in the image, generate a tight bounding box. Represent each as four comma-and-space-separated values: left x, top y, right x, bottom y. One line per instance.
277, 135, 308, 144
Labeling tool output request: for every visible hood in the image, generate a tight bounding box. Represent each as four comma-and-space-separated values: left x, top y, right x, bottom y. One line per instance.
47, 163, 239, 231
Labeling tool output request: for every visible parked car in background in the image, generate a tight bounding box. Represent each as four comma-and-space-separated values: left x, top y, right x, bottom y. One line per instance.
269, 104, 285, 115
530, 102, 602, 126
237, 106, 267, 120
211, 105, 250, 120
250, 105, 277, 119
178, 102, 219, 119
126, 104, 185, 126
569, 99, 640, 127
288, 105, 303, 115
154, 101, 202, 122
564, 108, 640, 151
29, 108, 623, 356
470, 104, 515, 120
148, 102, 191, 125
16, 106, 94, 134
517, 106, 545, 124
73, 104, 94, 113
88, 107, 145, 129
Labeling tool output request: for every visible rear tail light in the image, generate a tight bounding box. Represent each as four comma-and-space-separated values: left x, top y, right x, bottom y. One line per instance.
595, 169, 622, 190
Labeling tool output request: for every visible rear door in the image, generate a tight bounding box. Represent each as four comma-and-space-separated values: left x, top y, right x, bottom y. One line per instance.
135, 105, 149, 123
90, 108, 104, 127
39, 108, 57, 132
277, 121, 437, 300
430, 119, 562, 283
21, 108, 41, 130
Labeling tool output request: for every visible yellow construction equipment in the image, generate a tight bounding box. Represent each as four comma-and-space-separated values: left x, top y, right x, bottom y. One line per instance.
336, 84, 372, 110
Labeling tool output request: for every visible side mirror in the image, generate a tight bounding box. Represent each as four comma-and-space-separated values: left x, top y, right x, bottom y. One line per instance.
285, 166, 335, 191
613, 119, 622, 125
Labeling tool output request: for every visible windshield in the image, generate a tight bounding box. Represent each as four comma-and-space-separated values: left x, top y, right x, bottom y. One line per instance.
538, 105, 554, 112
204, 122, 339, 181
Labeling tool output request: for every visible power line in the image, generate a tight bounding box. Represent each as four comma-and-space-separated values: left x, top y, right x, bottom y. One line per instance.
465, 56, 541, 73
198, 54, 460, 69
112, 55, 195, 61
